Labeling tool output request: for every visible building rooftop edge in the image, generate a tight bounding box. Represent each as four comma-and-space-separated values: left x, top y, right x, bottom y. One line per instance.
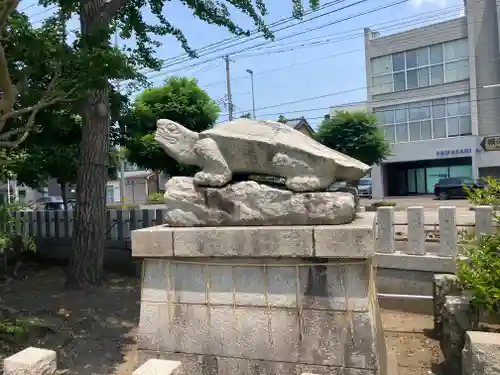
366, 15, 465, 43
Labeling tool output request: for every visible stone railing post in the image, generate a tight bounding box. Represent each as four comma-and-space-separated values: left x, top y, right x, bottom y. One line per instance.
407, 206, 425, 255
377, 206, 395, 253
438, 206, 457, 257
475, 205, 494, 237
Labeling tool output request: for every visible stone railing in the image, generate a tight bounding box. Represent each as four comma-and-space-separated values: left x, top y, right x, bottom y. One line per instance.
6, 205, 498, 299
10, 205, 496, 253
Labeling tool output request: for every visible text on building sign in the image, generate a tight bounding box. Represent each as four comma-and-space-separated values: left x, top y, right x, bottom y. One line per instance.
436, 148, 473, 157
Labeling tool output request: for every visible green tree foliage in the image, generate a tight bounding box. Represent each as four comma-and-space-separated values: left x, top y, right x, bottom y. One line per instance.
277, 115, 287, 124
457, 232, 500, 313
10, 90, 124, 206
27, 0, 321, 288
457, 179, 500, 313
124, 77, 220, 176
315, 111, 391, 166
0, 6, 81, 151
240, 113, 252, 119
464, 176, 500, 208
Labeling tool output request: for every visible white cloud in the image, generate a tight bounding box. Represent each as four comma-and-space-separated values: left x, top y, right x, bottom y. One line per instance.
410, 0, 448, 8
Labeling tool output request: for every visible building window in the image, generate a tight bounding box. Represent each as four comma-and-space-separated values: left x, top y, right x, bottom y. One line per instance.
373, 94, 471, 143
371, 38, 469, 95
106, 185, 115, 204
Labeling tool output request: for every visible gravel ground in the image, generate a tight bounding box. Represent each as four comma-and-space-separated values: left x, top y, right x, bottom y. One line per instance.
0, 266, 445, 375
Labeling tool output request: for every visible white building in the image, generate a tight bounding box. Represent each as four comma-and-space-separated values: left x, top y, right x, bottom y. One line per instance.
364, 0, 500, 198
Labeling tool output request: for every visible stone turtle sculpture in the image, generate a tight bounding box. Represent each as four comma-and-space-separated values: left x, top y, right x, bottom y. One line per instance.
155, 118, 370, 192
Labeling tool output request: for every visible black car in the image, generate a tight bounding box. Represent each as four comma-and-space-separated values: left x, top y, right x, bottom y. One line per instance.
434, 177, 485, 199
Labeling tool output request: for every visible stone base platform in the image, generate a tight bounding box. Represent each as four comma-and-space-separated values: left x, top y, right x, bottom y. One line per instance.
132, 213, 391, 375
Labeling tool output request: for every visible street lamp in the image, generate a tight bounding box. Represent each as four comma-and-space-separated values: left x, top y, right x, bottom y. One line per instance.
483, 84, 500, 88
246, 69, 256, 119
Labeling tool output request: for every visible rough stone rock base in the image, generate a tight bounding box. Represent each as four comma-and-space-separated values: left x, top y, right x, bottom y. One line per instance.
462, 331, 500, 375
163, 176, 356, 226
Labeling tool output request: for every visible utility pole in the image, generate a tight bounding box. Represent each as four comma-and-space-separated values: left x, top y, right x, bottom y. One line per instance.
115, 31, 126, 208
246, 69, 256, 119
224, 55, 234, 121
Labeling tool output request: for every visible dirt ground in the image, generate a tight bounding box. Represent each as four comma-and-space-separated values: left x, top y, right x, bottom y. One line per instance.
0, 266, 445, 375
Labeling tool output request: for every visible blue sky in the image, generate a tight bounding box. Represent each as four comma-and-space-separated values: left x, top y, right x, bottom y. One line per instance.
24, 0, 464, 128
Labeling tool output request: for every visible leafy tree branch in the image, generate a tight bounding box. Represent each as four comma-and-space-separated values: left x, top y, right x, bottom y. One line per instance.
0, 1, 79, 148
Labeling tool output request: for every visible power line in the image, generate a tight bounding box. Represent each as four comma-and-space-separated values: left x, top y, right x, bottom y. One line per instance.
218, 52, 500, 118
240, 4, 462, 54
25, 0, 456, 89
144, 0, 409, 80
19, 1, 37, 12
216, 94, 500, 122
139, 0, 354, 75
122, 11, 475, 98
174, 7, 462, 89
26, 5, 57, 24
146, 1, 472, 83
215, 21, 493, 116
236, 6, 463, 57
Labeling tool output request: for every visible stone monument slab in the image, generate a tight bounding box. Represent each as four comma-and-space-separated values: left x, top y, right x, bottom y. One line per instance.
132, 214, 390, 375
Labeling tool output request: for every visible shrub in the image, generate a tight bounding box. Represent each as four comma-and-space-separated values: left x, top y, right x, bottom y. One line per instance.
456, 176, 500, 312
364, 201, 397, 212
464, 176, 500, 207
106, 203, 140, 209
371, 201, 397, 207
0, 202, 37, 341
0, 202, 36, 257
457, 232, 500, 313
147, 192, 165, 204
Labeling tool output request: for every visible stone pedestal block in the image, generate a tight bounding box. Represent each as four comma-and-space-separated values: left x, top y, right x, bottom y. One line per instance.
133, 359, 182, 375
4, 347, 57, 375
132, 213, 390, 375
462, 331, 500, 375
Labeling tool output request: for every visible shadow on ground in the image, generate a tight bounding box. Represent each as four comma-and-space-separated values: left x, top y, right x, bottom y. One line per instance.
0, 264, 451, 375
0, 265, 140, 375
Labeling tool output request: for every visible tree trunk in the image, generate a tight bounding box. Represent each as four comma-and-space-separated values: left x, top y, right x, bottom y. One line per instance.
59, 180, 68, 210
155, 171, 160, 192
66, 1, 110, 288
66, 87, 109, 288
